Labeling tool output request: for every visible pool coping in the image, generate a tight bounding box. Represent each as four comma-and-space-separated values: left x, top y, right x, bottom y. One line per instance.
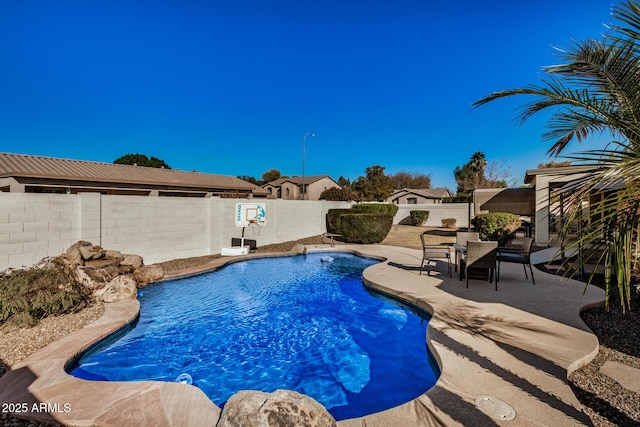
0, 244, 604, 426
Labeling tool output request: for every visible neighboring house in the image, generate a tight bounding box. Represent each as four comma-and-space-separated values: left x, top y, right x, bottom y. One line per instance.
263, 175, 341, 200
0, 152, 269, 198
387, 188, 453, 205
524, 165, 596, 245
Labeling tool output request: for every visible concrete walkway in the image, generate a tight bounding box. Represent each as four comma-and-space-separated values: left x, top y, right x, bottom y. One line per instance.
0, 244, 605, 426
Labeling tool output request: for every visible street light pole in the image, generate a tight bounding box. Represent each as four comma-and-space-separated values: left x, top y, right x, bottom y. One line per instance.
302, 132, 315, 200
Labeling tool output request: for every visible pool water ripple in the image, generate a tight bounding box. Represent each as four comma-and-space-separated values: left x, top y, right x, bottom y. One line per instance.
69, 252, 439, 420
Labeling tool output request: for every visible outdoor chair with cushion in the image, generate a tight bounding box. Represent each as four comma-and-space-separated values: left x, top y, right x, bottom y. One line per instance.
419, 232, 452, 277
460, 240, 498, 290
454, 231, 480, 271
497, 237, 535, 284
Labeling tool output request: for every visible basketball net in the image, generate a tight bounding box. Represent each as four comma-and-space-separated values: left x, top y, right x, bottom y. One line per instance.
247, 219, 264, 236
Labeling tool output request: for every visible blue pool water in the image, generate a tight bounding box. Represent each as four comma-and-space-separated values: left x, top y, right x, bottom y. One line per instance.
69, 252, 439, 420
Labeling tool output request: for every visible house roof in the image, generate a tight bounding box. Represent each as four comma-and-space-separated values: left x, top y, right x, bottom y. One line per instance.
523, 165, 596, 185
0, 152, 269, 195
390, 188, 452, 199
263, 175, 335, 187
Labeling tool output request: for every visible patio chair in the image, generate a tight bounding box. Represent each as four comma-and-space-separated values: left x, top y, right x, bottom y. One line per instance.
454, 231, 480, 271
460, 240, 498, 290
419, 232, 452, 277
497, 237, 535, 284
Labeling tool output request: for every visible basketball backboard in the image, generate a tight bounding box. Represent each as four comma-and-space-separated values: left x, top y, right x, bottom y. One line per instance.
235, 203, 266, 227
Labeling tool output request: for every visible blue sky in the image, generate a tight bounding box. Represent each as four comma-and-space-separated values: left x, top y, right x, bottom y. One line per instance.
0, 0, 617, 190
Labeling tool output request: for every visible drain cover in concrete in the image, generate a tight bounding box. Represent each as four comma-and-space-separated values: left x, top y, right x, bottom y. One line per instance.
475, 396, 516, 421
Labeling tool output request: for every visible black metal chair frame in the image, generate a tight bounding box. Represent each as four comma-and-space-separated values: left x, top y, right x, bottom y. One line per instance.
497, 237, 536, 284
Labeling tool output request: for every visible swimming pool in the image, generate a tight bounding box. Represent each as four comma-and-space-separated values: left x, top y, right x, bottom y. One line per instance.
69, 252, 439, 420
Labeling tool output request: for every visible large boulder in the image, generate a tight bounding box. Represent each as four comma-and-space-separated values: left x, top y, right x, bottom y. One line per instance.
217, 389, 336, 427
78, 243, 105, 261
104, 250, 124, 263
57, 241, 161, 302
121, 254, 144, 270
134, 264, 164, 287
64, 242, 85, 266
84, 258, 122, 269
94, 275, 137, 303
76, 266, 115, 291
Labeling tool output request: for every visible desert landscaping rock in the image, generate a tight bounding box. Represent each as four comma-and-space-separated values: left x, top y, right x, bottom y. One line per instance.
94, 275, 138, 303
55, 241, 164, 295
218, 389, 337, 427
78, 243, 104, 261
133, 264, 164, 286
120, 254, 144, 270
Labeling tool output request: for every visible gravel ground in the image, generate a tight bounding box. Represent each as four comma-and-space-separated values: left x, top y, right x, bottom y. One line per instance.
0, 303, 105, 427
1, 226, 638, 426
567, 282, 640, 427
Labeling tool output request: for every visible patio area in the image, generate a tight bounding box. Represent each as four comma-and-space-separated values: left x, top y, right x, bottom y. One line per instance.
0, 243, 607, 426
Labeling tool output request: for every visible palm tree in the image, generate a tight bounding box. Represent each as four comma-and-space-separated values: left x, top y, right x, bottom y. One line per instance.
473, 0, 640, 311
469, 151, 487, 189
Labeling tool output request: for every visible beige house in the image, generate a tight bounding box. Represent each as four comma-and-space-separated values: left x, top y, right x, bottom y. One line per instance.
0, 152, 269, 198
262, 175, 341, 200
524, 165, 595, 245
387, 188, 453, 205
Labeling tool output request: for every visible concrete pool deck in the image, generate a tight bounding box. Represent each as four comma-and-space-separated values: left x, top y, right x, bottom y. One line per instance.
0, 244, 605, 426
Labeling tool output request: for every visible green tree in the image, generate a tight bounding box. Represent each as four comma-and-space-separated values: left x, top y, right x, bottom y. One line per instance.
237, 175, 261, 185
114, 154, 171, 169
353, 165, 394, 201
454, 151, 488, 193
337, 176, 353, 191
389, 171, 432, 189
473, 0, 640, 311
261, 169, 282, 184
537, 160, 573, 168
319, 187, 358, 201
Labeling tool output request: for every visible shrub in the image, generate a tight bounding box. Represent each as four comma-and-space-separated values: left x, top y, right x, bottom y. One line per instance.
0, 262, 91, 328
320, 187, 358, 201
473, 212, 521, 245
326, 208, 352, 234
410, 210, 430, 226
340, 214, 393, 244
441, 218, 457, 228
351, 203, 399, 217
443, 194, 470, 203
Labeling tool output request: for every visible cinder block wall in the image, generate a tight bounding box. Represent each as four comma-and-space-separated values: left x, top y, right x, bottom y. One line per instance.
0, 193, 350, 270
0, 193, 82, 269
393, 203, 470, 227
99, 195, 211, 263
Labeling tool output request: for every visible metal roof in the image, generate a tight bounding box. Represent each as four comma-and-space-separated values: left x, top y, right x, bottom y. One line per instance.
389, 188, 452, 199
263, 175, 334, 187
0, 152, 269, 194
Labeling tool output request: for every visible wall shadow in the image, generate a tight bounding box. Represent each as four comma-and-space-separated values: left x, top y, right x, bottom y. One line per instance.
0, 361, 62, 427
568, 381, 639, 427
415, 385, 499, 426
429, 327, 592, 425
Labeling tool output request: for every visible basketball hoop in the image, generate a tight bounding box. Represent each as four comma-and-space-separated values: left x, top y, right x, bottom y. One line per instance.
247, 219, 264, 236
